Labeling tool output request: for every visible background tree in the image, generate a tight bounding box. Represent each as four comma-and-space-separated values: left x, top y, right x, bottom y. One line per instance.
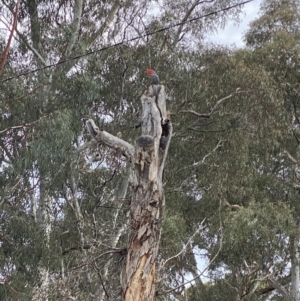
183, 0, 300, 300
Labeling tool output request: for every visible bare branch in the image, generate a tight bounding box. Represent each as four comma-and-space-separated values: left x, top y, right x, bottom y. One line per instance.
160, 218, 206, 270
90, 0, 123, 43
268, 277, 289, 297
223, 200, 244, 210
158, 200, 223, 296
85, 119, 135, 159
255, 274, 291, 296
210, 92, 235, 113
173, 0, 214, 46
75, 140, 98, 153
174, 90, 250, 118
175, 139, 225, 175
284, 150, 298, 165
63, 0, 83, 58
0, 114, 50, 134
14, 28, 46, 66
194, 139, 226, 165
0, 0, 20, 76
175, 109, 211, 118
93, 262, 110, 299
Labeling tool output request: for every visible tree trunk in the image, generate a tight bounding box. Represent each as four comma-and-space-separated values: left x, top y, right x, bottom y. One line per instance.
86, 85, 171, 300
121, 86, 171, 300
290, 145, 300, 299
290, 229, 300, 299
33, 175, 51, 301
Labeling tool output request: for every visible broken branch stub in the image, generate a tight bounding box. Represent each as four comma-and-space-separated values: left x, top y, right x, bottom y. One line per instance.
85, 119, 135, 159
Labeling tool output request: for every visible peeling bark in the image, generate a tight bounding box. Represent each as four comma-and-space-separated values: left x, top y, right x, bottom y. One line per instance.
86, 85, 171, 300
122, 87, 171, 301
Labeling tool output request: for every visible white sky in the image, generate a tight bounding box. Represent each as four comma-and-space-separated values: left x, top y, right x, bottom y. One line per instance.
0, 0, 262, 49
209, 0, 263, 47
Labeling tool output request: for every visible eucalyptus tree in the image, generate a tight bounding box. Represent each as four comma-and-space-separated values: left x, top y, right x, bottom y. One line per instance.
160, 44, 294, 301
244, 0, 300, 299
181, 1, 300, 300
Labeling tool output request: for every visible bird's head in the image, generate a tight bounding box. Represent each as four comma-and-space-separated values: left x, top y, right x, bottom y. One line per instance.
146, 68, 156, 75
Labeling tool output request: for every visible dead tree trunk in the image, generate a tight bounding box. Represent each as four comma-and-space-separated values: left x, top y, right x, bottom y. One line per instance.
86, 85, 171, 301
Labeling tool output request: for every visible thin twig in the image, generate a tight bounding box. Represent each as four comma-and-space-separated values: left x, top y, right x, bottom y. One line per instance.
93, 262, 110, 299
160, 218, 206, 270
157, 199, 223, 296
175, 139, 226, 175
175, 90, 251, 118
0, 114, 50, 134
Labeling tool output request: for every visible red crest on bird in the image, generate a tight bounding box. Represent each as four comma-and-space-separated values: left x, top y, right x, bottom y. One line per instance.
146, 68, 156, 75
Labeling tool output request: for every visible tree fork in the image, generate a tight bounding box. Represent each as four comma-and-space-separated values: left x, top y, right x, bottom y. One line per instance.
86, 85, 171, 300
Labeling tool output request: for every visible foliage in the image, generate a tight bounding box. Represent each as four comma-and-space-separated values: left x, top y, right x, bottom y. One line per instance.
1, 0, 300, 300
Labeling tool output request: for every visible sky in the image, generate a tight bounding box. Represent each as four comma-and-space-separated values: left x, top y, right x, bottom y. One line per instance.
0, 0, 262, 49
209, 0, 263, 47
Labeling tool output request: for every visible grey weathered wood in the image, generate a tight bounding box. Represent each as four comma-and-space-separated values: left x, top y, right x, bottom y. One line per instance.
86, 119, 135, 159
86, 85, 171, 301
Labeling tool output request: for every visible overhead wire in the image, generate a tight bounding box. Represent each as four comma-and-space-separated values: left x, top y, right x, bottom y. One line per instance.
0, 0, 254, 83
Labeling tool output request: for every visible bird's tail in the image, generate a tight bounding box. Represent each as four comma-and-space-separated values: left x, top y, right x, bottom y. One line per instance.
152, 84, 161, 97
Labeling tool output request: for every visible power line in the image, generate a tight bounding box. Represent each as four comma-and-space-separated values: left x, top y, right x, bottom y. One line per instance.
0, 0, 254, 83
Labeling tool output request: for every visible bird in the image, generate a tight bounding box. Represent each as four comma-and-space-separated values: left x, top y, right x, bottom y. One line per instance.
146, 68, 160, 97
146, 68, 160, 85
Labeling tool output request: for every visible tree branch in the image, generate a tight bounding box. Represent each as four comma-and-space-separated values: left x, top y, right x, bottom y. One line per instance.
93, 262, 110, 299
0, 0, 20, 76
284, 150, 298, 165
0, 114, 50, 134
173, 0, 214, 46
175, 139, 225, 175
75, 140, 98, 153
14, 28, 46, 66
157, 199, 223, 296
268, 276, 289, 297
174, 89, 250, 118
160, 218, 206, 270
85, 119, 135, 159
92, 0, 123, 42
175, 109, 211, 118
63, 0, 83, 58
27, 0, 41, 53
